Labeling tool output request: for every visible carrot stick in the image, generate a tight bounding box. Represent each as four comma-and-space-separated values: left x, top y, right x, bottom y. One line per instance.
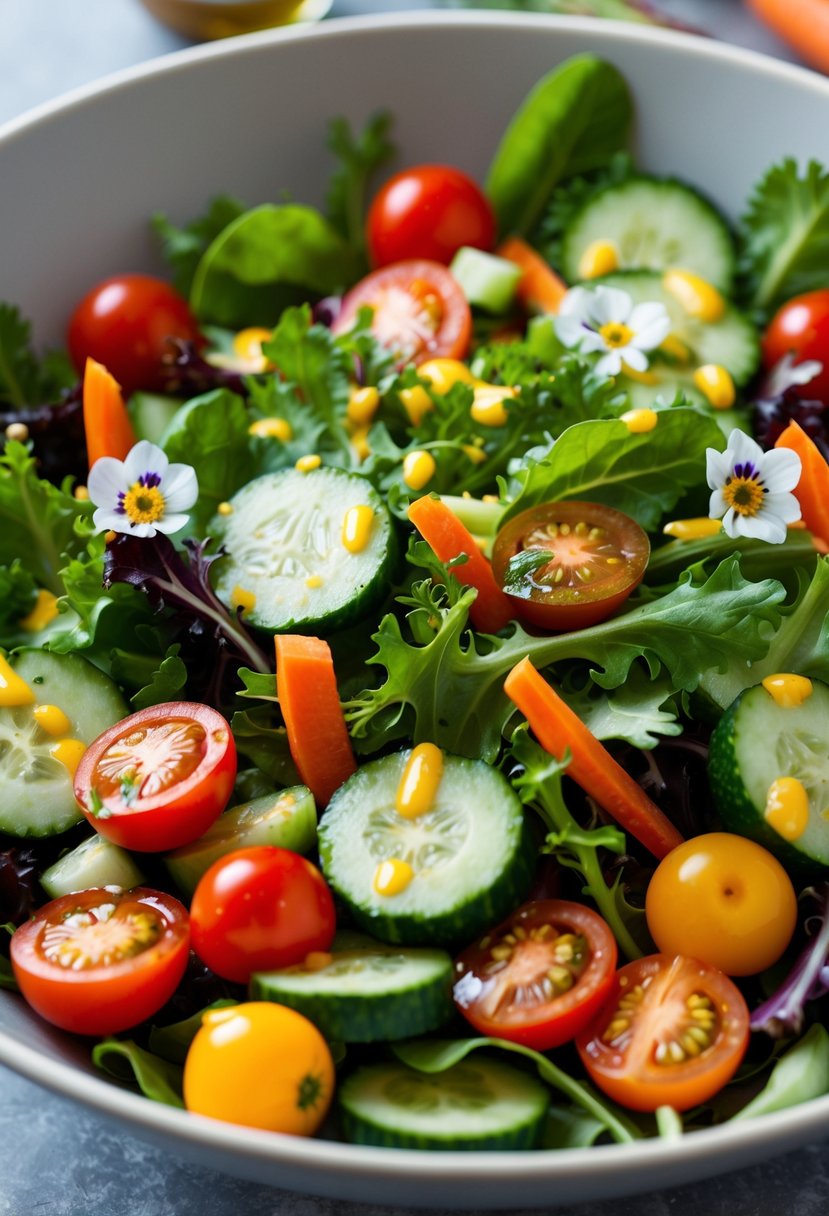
496, 236, 568, 315
747, 0, 829, 74
83, 357, 137, 467
505, 656, 684, 859
408, 494, 514, 633
275, 634, 357, 807
774, 420, 829, 546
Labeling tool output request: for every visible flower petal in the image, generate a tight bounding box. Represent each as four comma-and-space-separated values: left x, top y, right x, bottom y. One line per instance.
733, 511, 788, 544
632, 314, 672, 351
725, 428, 764, 470
558, 286, 594, 319
590, 286, 632, 326
629, 301, 669, 332
92, 507, 127, 534
554, 315, 589, 347
87, 457, 128, 509
708, 488, 727, 518
155, 513, 191, 535
125, 521, 159, 540
163, 464, 199, 512
706, 447, 731, 490
763, 490, 802, 524
761, 448, 802, 494
595, 350, 623, 377
123, 440, 169, 486
720, 506, 738, 537
620, 346, 648, 372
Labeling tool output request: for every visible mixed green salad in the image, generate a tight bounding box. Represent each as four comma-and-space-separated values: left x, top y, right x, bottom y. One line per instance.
3, 52, 829, 1151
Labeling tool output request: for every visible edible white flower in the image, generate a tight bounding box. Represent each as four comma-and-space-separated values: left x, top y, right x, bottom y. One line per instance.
554, 285, 672, 378
706, 429, 802, 544
88, 440, 198, 538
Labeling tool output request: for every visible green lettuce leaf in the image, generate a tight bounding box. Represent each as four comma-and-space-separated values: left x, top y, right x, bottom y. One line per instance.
92, 1038, 184, 1108
560, 667, 681, 749
152, 194, 246, 298
731, 1024, 829, 1122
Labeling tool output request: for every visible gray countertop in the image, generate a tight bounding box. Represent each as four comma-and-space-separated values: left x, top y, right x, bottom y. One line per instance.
0, 2, 823, 1213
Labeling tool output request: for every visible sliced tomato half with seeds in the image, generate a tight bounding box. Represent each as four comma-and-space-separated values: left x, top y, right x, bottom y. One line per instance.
332, 259, 472, 367
576, 954, 750, 1112
452, 899, 618, 1050
74, 702, 237, 852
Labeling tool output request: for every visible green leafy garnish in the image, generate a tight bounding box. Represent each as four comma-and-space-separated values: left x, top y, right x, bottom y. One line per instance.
92, 1038, 184, 1108
731, 1024, 829, 1122
152, 195, 246, 298
326, 111, 394, 257
0, 304, 74, 410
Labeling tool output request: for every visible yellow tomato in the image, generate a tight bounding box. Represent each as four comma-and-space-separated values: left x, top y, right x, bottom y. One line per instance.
645, 832, 797, 977
183, 1001, 335, 1135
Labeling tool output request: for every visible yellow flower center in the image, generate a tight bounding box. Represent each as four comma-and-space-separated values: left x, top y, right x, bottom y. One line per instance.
599, 321, 634, 349
722, 475, 765, 517
123, 483, 166, 525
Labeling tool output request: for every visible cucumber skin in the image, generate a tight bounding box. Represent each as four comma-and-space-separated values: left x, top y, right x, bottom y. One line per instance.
708, 691, 821, 874
250, 955, 454, 1043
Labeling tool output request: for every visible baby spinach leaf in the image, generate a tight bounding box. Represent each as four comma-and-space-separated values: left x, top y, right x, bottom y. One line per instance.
731, 1024, 829, 1121
190, 204, 359, 327
92, 1038, 184, 1108
485, 55, 633, 238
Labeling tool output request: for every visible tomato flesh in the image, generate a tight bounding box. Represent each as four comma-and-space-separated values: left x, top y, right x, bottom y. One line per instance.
367, 165, 496, 268
452, 899, 617, 1050
190, 845, 337, 984
74, 702, 237, 852
11, 887, 189, 1035
576, 954, 750, 1112
68, 273, 202, 395
491, 502, 650, 631
762, 289, 829, 405
332, 259, 471, 367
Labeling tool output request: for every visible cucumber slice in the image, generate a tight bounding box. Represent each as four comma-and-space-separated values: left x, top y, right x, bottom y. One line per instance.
211, 467, 396, 634
709, 679, 829, 871
318, 750, 534, 947
164, 785, 316, 896
449, 246, 521, 314
41, 834, 144, 898
594, 270, 760, 387
0, 650, 127, 837
251, 931, 453, 1042
339, 1059, 548, 1150
128, 392, 183, 444
562, 177, 735, 292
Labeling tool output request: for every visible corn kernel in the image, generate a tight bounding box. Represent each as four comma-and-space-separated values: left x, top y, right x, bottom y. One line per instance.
342, 504, 374, 554
577, 239, 619, 280
232, 326, 273, 372
351, 428, 371, 462
0, 654, 35, 706
33, 704, 72, 737
305, 575, 323, 589
660, 333, 692, 364
620, 362, 660, 386
417, 358, 476, 395
373, 858, 415, 897
470, 385, 515, 427
663, 269, 725, 322
230, 585, 256, 617
620, 408, 658, 434
217, 501, 234, 516
249, 416, 293, 442
693, 364, 735, 410
662, 517, 723, 540
396, 743, 444, 820
295, 454, 322, 473
49, 739, 87, 778
19, 589, 59, 633
765, 776, 810, 842
462, 443, 487, 465
402, 450, 436, 491
73, 485, 90, 501
347, 385, 380, 426
399, 385, 434, 427
762, 674, 814, 708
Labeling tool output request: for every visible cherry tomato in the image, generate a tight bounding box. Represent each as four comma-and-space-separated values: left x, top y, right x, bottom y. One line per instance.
645, 832, 797, 976
68, 274, 202, 395
576, 954, 750, 1112
452, 899, 617, 1050
332, 260, 471, 367
74, 702, 237, 853
184, 1001, 335, 1134
367, 165, 496, 268
491, 502, 650, 631
189, 846, 336, 984
10, 887, 189, 1035
762, 289, 829, 405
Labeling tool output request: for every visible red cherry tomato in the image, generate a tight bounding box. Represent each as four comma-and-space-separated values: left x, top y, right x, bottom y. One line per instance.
332, 260, 471, 367
367, 165, 496, 268
190, 846, 336, 984
576, 954, 750, 1112
11, 887, 189, 1035
452, 899, 618, 1050
68, 273, 202, 395
73, 702, 237, 853
491, 501, 650, 631
762, 289, 829, 404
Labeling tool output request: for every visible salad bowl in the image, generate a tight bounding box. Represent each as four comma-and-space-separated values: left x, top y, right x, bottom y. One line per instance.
2, 10, 829, 1209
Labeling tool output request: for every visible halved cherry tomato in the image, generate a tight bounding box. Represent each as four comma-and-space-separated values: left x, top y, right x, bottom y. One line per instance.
332, 260, 471, 367
763, 289, 829, 405
491, 502, 650, 631
452, 899, 617, 1050
68, 274, 202, 395
367, 165, 496, 268
190, 846, 336, 984
73, 702, 237, 853
576, 954, 750, 1112
10, 886, 189, 1035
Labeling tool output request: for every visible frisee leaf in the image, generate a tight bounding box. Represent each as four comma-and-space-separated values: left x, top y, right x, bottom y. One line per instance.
560, 667, 681, 749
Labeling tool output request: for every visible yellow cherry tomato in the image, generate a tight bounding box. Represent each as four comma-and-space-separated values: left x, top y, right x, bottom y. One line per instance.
183, 1001, 335, 1135
645, 832, 797, 977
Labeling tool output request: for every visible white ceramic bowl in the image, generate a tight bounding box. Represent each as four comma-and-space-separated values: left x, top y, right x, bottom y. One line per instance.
2, 12, 829, 1209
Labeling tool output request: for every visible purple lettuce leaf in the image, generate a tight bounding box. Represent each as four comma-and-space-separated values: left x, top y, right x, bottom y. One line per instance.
751, 883, 829, 1038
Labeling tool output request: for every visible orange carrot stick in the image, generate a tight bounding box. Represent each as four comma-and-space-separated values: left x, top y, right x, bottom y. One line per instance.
774, 420, 829, 546
747, 0, 829, 75
496, 236, 568, 315
505, 656, 684, 859
83, 357, 137, 467
275, 634, 357, 808
408, 494, 514, 634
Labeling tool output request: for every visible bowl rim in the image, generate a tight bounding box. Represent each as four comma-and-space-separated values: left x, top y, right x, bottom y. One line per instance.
3, 6, 829, 1196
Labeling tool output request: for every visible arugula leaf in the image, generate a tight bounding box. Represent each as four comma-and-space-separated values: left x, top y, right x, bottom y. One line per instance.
346, 548, 784, 761
160, 388, 256, 531
92, 1038, 184, 1108
152, 195, 246, 297
0, 304, 74, 410
485, 55, 633, 238
190, 204, 359, 327
501, 410, 725, 531
326, 111, 394, 257
739, 159, 829, 311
